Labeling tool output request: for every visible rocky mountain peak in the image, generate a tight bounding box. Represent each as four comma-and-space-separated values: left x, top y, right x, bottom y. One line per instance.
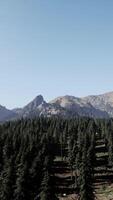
33, 95, 45, 105
23, 95, 46, 111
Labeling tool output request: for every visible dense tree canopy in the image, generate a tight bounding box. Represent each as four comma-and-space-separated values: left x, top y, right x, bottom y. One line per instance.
0, 117, 113, 199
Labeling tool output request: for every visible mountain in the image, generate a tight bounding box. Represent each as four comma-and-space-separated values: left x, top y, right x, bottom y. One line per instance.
13, 95, 73, 119
14, 95, 47, 118
1, 91, 113, 122
50, 95, 109, 118
0, 105, 17, 122
83, 91, 113, 117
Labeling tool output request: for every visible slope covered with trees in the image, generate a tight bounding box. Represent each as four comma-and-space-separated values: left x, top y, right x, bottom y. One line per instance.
0, 117, 113, 200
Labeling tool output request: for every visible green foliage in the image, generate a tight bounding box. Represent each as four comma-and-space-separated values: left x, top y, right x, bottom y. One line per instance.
0, 117, 113, 200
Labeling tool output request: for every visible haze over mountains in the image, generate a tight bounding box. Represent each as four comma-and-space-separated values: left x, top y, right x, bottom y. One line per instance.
1, 91, 113, 122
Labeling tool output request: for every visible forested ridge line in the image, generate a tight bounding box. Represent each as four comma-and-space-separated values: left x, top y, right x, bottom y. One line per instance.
0, 117, 113, 200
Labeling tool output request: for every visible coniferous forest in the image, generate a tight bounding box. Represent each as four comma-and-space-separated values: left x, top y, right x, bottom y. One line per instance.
0, 117, 113, 200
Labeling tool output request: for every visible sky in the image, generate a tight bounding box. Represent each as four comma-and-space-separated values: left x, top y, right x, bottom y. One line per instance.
0, 0, 113, 109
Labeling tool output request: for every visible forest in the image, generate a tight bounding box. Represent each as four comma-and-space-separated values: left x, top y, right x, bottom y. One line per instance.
0, 117, 113, 200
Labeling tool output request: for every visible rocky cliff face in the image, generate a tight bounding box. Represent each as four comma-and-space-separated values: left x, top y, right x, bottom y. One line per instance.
83, 92, 113, 117
50, 95, 109, 118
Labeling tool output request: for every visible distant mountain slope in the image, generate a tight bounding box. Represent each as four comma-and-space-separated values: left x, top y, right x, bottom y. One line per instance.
83, 91, 113, 117
1, 91, 113, 122
0, 105, 17, 122
50, 95, 109, 118
13, 95, 73, 119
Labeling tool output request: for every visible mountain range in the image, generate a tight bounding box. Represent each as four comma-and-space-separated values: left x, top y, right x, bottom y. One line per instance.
1, 91, 113, 122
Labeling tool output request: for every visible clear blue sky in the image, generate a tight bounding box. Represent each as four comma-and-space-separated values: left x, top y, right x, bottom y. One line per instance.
0, 0, 113, 109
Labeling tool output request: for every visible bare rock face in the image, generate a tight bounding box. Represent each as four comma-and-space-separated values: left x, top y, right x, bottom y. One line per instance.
50, 95, 109, 118
83, 91, 113, 117
1, 91, 113, 122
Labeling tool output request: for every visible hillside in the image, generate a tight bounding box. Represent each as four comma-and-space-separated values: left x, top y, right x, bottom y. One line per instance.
0, 117, 113, 200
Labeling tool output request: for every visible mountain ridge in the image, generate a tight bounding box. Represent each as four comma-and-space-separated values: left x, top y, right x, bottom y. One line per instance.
1, 91, 113, 121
